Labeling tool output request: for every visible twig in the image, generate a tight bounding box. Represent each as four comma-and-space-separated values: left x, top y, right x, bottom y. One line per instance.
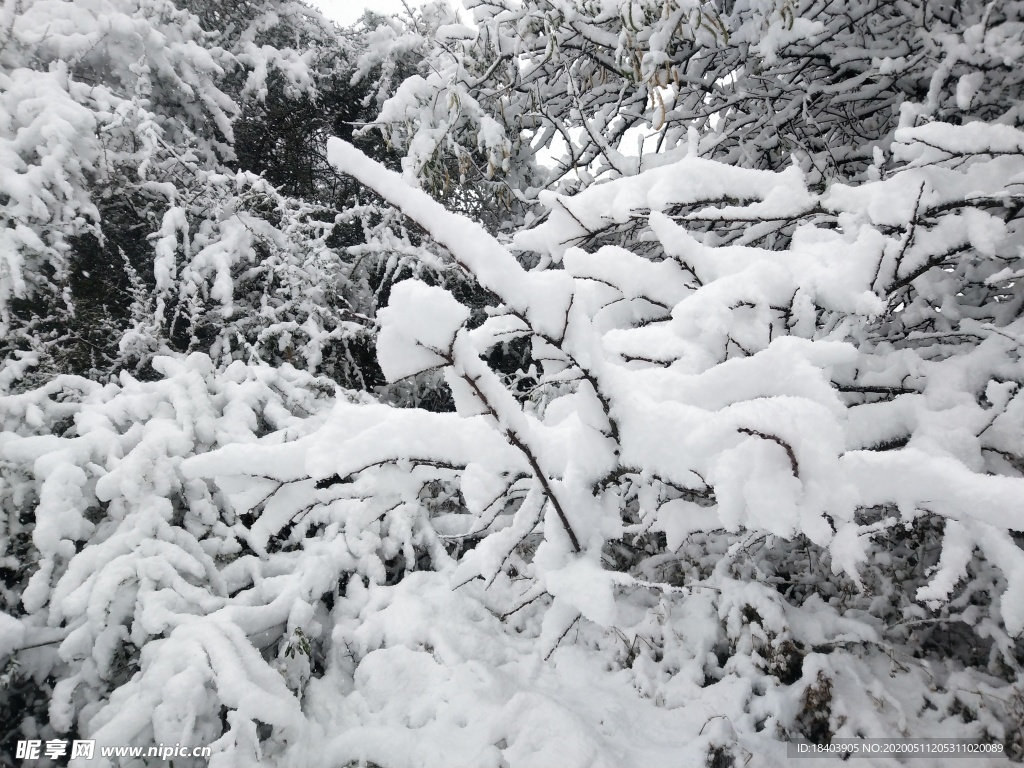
737, 427, 800, 476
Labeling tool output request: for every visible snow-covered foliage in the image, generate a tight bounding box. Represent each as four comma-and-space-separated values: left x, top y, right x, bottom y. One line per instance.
4, 0, 1024, 765
0, 0, 381, 386
360, 0, 1024, 203
325, 120, 1024, 759
0, 353, 342, 764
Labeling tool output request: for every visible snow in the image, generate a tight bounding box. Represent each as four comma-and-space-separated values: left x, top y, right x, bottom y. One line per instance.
376, 280, 469, 381
314, 0, 424, 28
328, 138, 576, 341
0, 613, 26, 658
544, 555, 619, 626
5, 0, 1024, 763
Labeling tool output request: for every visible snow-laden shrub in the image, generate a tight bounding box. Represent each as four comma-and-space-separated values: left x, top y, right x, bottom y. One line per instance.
315, 115, 1024, 759
326, 117, 1024, 629
0, 353, 343, 765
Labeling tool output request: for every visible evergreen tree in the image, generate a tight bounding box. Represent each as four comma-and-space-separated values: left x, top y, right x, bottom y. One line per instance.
0, 0, 393, 389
